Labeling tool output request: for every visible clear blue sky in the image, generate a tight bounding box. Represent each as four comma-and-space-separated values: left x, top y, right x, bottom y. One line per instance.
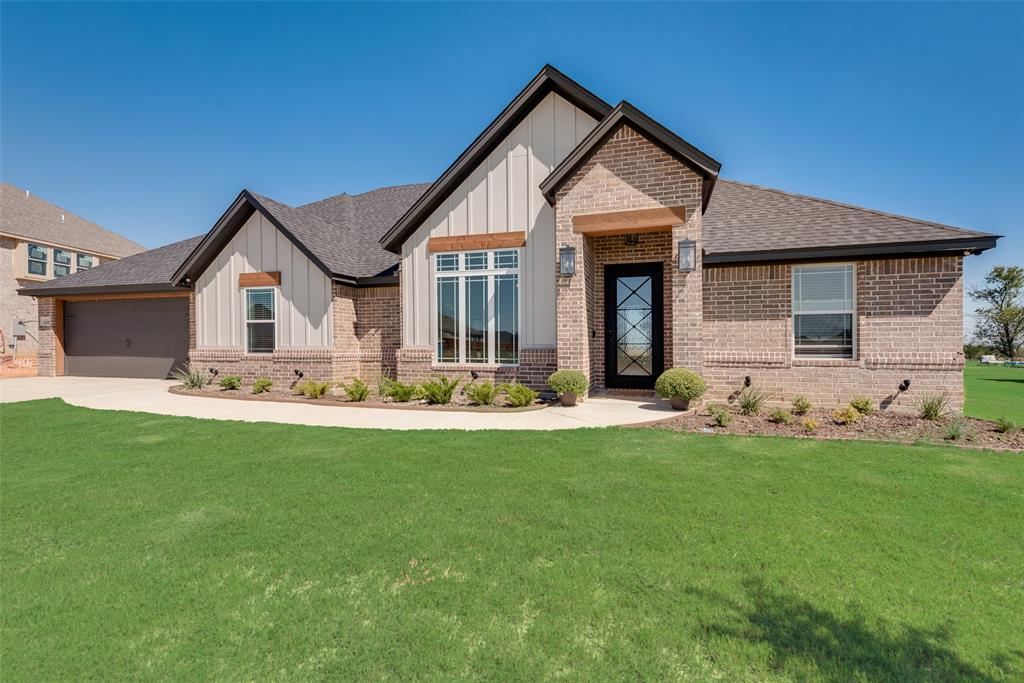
2, 2, 1021, 325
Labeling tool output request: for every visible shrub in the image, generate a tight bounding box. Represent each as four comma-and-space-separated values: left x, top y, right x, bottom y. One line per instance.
994, 416, 1018, 434
708, 404, 732, 427
791, 395, 812, 416
850, 396, 876, 414
386, 381, 419, 403
803, 418, 820, 434
171, 363, 210, 390
945, 418, 970, 441
919, 394, 949, 421
338, 378, 370, 402
832, 405, 861, 425
504, 383, 539, 408
737, 388, 769, 415
654, 368, 708, 401
768, 408, 794, 425
218, 375, 242, 390
420, 376, 460, 405
295, 380, 330, 399
465, 381, 502, 406
252, 377, 273, 394
547, 370, 587, 396
376, 375, 395, 399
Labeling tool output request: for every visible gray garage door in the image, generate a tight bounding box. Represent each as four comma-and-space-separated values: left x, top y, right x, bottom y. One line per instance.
64, 298, 189, 379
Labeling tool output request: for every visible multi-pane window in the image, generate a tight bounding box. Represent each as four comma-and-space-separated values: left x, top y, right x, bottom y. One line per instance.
435, 249, 519, 364
245, 288, 276, 354
793, 264, 855, 358
53, 249, 72, 277
27, 244, 47, 276
77, 253, 96, 270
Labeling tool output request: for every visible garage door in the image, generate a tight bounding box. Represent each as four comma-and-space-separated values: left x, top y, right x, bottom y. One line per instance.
64, 298, 189, 378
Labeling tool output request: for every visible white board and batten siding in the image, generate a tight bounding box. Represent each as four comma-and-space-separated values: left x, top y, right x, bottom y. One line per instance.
195, 211, 332, 348
401, 92, 597, 348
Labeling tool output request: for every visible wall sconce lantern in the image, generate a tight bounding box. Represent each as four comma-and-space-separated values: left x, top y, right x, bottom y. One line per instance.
677, 239, 696, 272
559, 245, 576, 276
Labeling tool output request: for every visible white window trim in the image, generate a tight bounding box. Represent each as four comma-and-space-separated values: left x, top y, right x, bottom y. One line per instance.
244, 286, 277, 355
791, 262, 857, 360
430, 249, 521, 366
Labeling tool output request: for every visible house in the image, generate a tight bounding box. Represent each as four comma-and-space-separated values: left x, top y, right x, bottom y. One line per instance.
19, 66, 999, 408
2, 183, 144, 370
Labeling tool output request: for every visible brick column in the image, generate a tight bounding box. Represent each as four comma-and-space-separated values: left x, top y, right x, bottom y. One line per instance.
671, 209, 703, 371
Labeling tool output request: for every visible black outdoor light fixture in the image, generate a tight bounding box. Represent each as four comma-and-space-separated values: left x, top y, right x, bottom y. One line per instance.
899, 379, 911, 392
559, 245, 576, 276
744, 375, 752, 387
294, 369, 304, 379
677, 239, 696, 272
209, 368, 219, 376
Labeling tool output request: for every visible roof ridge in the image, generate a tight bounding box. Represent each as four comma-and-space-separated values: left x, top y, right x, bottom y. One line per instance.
718, 178, 997, 237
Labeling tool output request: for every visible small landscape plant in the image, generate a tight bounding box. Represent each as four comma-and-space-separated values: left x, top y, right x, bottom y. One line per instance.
654, 368, 707, 402
295, 380, 331, 399
944, 418, 970, 441
420, 376, 460, 405
385, 381, 419, 403
464, 381, 502, 406
504, 383, 539, 408
376, 375, 395, 399
850, 396, 876, 414
791, 395, 812, 416
252, 377, 273, 394
338, 378, 370, 402
547, 370, 587, 397
919, 394, 949, 421
708, 404, 732, 427
218, 375, 242, 390
767, 408, 794, 425
994, 416, 1017, 434
832, 405, 861, 426
172, 364, 210, 390
802, 417, 820, 434
737, 388, 769, 415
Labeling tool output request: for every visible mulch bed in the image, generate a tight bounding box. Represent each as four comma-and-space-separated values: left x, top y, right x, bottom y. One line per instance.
169, 385, 550, 412
648, 405, 1024, 451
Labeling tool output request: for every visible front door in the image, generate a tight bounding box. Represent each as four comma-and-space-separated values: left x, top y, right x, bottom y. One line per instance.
604, 263, 664, 389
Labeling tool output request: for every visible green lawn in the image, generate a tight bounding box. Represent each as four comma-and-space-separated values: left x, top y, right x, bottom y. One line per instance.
964, 360, 1024, 422
2, 400, 1022, 681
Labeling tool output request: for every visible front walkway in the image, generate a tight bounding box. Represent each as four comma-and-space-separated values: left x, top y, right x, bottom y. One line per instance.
0, 377, 675, 430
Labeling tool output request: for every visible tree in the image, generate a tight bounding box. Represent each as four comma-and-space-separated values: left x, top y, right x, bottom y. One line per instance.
969, 266, 1024, 359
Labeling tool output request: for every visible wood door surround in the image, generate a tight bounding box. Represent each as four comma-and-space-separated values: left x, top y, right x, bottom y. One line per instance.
573, 206, 686, 238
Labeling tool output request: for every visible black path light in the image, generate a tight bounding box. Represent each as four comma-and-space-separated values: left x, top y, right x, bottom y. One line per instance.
559, 245, 576, 276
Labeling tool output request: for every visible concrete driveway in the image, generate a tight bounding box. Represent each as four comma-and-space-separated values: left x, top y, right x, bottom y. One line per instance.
0, 376, 676, 430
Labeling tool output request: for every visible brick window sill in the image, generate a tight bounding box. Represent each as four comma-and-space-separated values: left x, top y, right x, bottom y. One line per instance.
792, 358, 861, 368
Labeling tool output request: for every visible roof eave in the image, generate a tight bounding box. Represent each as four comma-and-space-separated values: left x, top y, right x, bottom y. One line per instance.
380, 65, 613, 254
703, 236, 1001, 265
17, 281, 189, 298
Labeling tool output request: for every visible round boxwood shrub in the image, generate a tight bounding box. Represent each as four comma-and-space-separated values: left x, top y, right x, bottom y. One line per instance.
654, 368, 707, 401
547, 369, 587, 396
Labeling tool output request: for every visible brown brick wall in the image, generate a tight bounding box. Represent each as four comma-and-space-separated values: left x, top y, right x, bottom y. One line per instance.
395, 346, 556, 392
36, 297, 56, 377
354, 285, 401, 378
701, 256, 965, 411
553, 123, 704, 392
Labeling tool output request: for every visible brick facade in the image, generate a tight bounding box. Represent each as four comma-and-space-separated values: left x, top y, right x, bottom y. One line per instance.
701, 256, 965, 410
35, 297, 57, 377
395, 345, 557, 392
553, 124, 704, 392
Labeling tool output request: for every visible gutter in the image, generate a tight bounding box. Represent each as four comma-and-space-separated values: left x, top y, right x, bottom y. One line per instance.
702, 236, 1000, 265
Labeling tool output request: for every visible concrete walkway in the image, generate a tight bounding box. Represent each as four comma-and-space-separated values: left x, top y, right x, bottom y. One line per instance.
0, 376, 676, 430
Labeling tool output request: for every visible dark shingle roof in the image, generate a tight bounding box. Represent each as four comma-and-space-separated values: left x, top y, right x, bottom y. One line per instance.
18, 236, 203, 296
704, 180, 996, 259
1, 183, 145, 257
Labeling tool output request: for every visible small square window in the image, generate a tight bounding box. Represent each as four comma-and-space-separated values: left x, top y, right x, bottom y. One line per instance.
436, 253, 459, 272
465, 252, 488, 270
494, 250, 518, 269
54, 249, 71, 265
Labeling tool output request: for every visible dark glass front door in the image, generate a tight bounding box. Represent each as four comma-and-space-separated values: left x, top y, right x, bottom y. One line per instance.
604, 263, 664, 389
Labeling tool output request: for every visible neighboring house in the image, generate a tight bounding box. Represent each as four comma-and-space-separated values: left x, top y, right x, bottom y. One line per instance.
2, 183, 144, 365
20, 66, 999, 409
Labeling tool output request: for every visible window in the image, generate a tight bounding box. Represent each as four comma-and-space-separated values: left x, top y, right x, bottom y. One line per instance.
27, 243, 47, 276
793, 265, 855, 358
77, 253, 96, 270
245, 288, 276, 354
53, 249, 72, 277
434, 249, 519, 364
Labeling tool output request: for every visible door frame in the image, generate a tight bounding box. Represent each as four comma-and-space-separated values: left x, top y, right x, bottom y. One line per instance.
604, 262, 664, 389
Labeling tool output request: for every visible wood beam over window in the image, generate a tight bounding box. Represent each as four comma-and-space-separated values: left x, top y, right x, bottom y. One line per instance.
427, 231, 526, 253
238, 271, 282, 288
572, 206, 687, 237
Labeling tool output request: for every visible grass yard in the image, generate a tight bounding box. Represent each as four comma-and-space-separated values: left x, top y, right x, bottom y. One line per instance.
2, 399, 1022, 681
964, 360, 1024, 423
